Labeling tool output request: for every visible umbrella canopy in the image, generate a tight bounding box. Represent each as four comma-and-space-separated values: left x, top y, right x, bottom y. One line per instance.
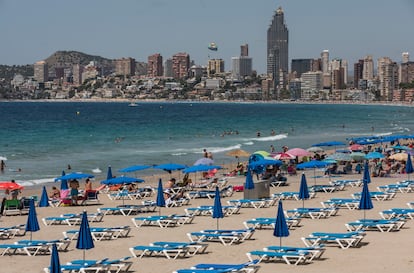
244, 170, 254, 190
273, 201, 289, 248
100, 176, 144, 185
107, 166, 113, 180
363, 161, 371, 184
359, 180, 374, 220
286, 148, 310, 157
389, 152, 409, 161
252, 150, 271, 158
182, 165, 222, 174
298, 173, 310, 208
76, 211, 94, 261
226, 149, 250, 158
312, 141, 346, 147
118, 165, 151, 173
325, 152, 352, 162
365, 152, 385, 160
60, 170, 68, 190
156, 179, 165, 215
25, 199, 40, 241
350, 152, 366, 161
349, 144, 364, 151
248, 158, 282, 169
297, 160, 331, 186
0, 181, 24, 191
273, 152, 295, 160
212, 186, 224, 230
38, 186, 50, 207
55, 173, 94, 181
406, 154, 413, 181
153, 163, 187, 173
49, 243, 61, 273
194, 157, 214, 166
306, 146, 324, 153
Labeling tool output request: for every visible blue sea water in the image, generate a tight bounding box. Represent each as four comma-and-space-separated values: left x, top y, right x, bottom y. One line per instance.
1, 101, 413, 186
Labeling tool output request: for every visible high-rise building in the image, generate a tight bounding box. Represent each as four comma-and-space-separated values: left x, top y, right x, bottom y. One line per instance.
363, 55, 374, 80
240, 44, 249, 57
378, 57, 399, 101
330, 58, 348, 88
400, 62, 414, 84
207, 59, 225, 77
354, 59, 364, 88
402, 52, 410, 63
231, 56, 253, 80
267, 6, 288, 88
72, 64, 84, 86
34, 61, 48, 83
172, 52, 190, 79
147, 53, 163, 78
164, 59, 173, 78
321, 50, 329, 74
115, 58, 136, 76
291, 59, 313, 78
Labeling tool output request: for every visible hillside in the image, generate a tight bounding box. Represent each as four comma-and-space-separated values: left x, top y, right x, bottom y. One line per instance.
44, 50, 114, 69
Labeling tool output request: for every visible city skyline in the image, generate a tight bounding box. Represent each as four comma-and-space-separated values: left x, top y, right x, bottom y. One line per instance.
1, 0, 414, 74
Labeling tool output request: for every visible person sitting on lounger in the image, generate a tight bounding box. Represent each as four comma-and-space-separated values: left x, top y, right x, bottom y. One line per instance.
49, 186, 61, 199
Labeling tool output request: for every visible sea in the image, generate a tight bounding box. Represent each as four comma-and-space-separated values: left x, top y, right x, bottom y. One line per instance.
1, 101, 413, 187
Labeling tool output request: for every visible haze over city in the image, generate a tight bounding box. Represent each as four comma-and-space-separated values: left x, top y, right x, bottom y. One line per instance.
1, 0, 414, 73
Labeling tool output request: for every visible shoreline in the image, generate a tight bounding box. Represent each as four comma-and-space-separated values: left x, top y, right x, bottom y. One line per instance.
1, 98, 414, 108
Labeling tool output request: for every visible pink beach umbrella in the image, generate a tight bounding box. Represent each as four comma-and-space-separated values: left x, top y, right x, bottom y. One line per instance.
273, 152, 295, 160
286, 148, 310, 157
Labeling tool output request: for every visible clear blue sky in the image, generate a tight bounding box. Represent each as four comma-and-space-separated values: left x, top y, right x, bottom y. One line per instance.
1, 0, 413, 74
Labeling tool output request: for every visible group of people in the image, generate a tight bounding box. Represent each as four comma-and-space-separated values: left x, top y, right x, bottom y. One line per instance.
49, 178, 93, 206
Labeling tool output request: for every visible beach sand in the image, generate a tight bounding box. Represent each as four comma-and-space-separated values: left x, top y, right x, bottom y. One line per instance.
2, 168, 414, 273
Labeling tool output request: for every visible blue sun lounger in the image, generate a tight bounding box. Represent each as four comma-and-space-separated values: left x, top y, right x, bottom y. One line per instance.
129, 245, 189, 259
302, 231, 365, 249
151, 241, 208, 255
264, 245, 325, 261
192, 259, 260, 273
246, 249, 310, 265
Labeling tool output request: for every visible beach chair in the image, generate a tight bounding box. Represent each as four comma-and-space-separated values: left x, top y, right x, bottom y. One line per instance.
129, 244, 190, 259
380, 208, 414, 220
0, 242, 51, 256
17, 238, 71, 252
187, 231, 244, 246
151, 241, 208, 255
44, 258, 109, 273
264, 245, 325, 261
56, 189, 72, 207
80, 190, 100, 205
246, 249, 310, 265
2, 199, 21, 216
191, 260, 260, 273
345, 218, 405, 232
0, 224, 26, 238
302, 231, 366, 249
132, 215, 180, 228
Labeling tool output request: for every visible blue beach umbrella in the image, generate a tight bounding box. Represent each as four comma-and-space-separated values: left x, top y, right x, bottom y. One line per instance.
273, 201, 289, 248
244, 169, 254, 190
107, 166, 113, 180
212, 186, 224, 230
118, 165, 151, 173
406, 154, 413, 181
25, 199, 40, 241
298, 173, 310, 208
182, 164, 222, 174
153, 163, 187, 179
60, 170, 68, 190
359, 180, 373, 220
55, 173, 95, 181
156, 179, 165, 215
312, 141, 346, 147
363, 161, 371, 184
296, 160, 331, 185
100, 176, 144, 185
365, 151, 385, 160
76, 211, 94, 261
38, 186, 50, 207
49, 243, 61, 273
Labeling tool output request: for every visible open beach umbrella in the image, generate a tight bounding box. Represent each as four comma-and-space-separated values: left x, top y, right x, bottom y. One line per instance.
194, 157, 214, 166
244, 169, 254, 190
273, 201, 289, 248
60, 170, 68, 190
312, 141, 346, 147
359, 179, 373, 220
38, 186, 50, 207
296, 160, 331, 185
226, 149, 250, 162
55, 172, 95, 181
118, 165, 151, 173
76, 211, 94, 262
212, 186, 224, 230
107, 166, 113, 180
363, 161, 371, 184
350, 152, 366, 162
182, 164, 222, 174
365, 151, 385, 160
273, 152, 295, 160
25, 199, 40, 241
49, 243, 61, 273
389, 152, 409, 161
406, 154, 413, 181
100, 176, 144, 185
153, 163, 187, 179
349, 144, 364, 151
156, 179, 165, 215
298, 173, 310, 209
306, 146, 324, 153
0, 181, 24, 191
286, 148, 310, 157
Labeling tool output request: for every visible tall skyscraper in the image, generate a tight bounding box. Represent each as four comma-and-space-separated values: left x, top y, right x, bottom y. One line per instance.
354, 59, 364, 88
172, 52, 190, 79
240, 44, 249, 57
147, 53, 163, 78
34, 61, 48, 83
363, 55, 374, 80
231, 56, 252, 80
402, 52, 410, 63
291, 59, 313, 78
378, 57, 398, 101
115, 58, 136, 76
321, 50, 329, 74
207, 59, 225, 77
267, 6, 288, 88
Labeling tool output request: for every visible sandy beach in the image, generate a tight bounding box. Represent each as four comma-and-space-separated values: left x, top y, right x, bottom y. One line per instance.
1, 167, 413, 273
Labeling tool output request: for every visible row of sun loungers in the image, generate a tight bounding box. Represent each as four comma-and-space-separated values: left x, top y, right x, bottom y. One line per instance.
173, 260, 260, 273
187, 228, 255, 246
0, 224, 26, 239
63, 226, 131, 241
42, 212, 104, 226
0, 238, 71, 256
185, 205, 240, 216
131, 214, 195, 228
345, 218, 406, 232
129, 241, 208, 259
302, 231, 366, 249
44, 256, 133, 273
243, 217, 301, 230
98, 203, 157, 216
